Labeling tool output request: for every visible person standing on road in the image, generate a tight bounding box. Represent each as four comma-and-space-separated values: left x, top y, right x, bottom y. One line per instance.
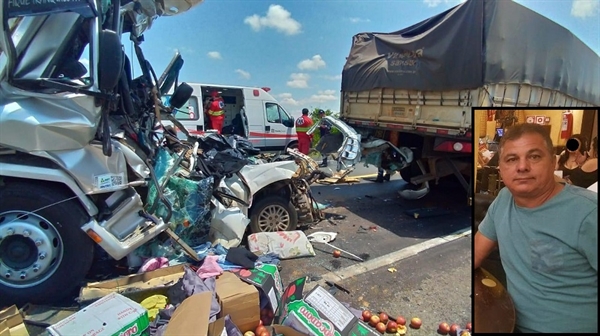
474, 123, 597, 333
317, 109, 331, 167
206, 90, 225, 134
295, 108, 314, 155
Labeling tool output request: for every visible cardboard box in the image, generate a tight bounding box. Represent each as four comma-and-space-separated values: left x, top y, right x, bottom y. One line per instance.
271, 325, 309, 336
278, 278, 379, 336
231, 264, 285, 314
215, 272, 260, 333
79, 264, 186, 303
47, 293, 149, 336
164, 292, 212, 336
164, 293, 243, 336
0, 306, 29, 336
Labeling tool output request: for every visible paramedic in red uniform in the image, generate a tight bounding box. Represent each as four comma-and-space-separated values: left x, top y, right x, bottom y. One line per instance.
295, 108, 314, 154
207, 90, 225, 134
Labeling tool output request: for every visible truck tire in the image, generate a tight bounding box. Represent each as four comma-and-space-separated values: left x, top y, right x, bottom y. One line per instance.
0, 181, 94, 306
250, 196, 298, 233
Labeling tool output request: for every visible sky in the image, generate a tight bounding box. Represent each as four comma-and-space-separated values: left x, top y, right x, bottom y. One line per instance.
125, 0, 600, 116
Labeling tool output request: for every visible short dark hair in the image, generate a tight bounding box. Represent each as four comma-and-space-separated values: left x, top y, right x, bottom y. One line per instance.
318, 109, 325, 114
302, 108, 309, 115
498, 123, 554, 157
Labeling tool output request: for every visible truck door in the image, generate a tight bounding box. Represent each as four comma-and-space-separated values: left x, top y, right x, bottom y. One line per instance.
264, 102, 295, 149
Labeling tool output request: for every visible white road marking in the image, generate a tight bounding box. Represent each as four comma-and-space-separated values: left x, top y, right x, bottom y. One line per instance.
305, 227, 472, 290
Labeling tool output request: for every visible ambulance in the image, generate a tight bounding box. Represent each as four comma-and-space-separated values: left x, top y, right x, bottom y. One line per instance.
162, 83, 299, 151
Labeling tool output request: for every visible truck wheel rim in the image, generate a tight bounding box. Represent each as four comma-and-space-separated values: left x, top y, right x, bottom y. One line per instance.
0, 211, 64, 288
257, 205, 290, 231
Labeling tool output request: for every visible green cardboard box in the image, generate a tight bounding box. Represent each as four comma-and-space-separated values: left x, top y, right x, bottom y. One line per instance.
47, 293, 149, 336
278, 278, 380, 336
231, 264, 285, 313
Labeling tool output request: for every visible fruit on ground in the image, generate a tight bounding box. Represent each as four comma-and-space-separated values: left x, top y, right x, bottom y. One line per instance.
387, 321, 398, 333
369, 315, 381, 327
397, 325, 408, 335
465, 322, 472, 332
375, 322, 387, 334
396, 316, 406, 326
438, 322, 450, 335
362, 310, 373, 322
244, 332, 255, 336
378, 312, 389, 324
333, 250, 341, 258
410, 317, 422, 329
450, 324, 460, 336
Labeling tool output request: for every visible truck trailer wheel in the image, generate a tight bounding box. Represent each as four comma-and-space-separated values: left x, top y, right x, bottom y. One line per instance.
250, 196, 298, 233
400, 160, 422, 184
0, 181, 94, 306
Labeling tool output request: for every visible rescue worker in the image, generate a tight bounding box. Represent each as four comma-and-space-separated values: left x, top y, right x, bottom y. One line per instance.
295, 108, 314, 154
206, 90, 225, 134
318, 109, 331, 167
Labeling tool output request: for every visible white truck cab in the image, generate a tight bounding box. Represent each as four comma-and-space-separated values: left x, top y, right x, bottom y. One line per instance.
162, 83, 298, 151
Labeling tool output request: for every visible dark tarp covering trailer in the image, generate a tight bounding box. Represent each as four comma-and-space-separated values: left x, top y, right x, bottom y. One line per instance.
342, 0, 600, 106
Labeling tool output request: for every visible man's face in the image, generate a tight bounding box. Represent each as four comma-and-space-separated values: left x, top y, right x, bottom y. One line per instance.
498, 133, 556, 197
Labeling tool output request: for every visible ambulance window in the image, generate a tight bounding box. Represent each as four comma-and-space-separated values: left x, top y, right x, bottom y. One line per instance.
278, 106, 293, 124
265, 103, 281, 123
161, 95, 199, 120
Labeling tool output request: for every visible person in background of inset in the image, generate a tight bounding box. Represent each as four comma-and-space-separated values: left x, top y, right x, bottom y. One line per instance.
555, 134, 589, 182
206, 90, 225, 134
569, 136, 598, 189
295, 108, 314, 155
474, 123, 597, 333
317, 109, 331, 167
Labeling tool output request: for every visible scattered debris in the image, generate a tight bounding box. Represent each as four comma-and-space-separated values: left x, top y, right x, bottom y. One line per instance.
357, 226, 370, 233
325, 281, 351, 295
388, 268, 397, 273
405, 207, 452, 219
317, 168, 359, 185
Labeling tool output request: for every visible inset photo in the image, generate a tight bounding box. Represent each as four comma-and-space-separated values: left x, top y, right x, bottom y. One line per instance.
473, 108, 598, 334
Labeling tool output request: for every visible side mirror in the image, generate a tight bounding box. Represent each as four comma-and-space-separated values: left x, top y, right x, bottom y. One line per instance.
169, 82, 193, 109
283, 119, 294, 128
98, 30, 123, 91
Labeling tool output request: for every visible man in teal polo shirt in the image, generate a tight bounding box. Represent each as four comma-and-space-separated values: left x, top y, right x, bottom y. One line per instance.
474, 123, 597, 333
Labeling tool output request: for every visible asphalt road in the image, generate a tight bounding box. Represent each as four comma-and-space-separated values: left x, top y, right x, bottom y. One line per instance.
278, 175, 472, 335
